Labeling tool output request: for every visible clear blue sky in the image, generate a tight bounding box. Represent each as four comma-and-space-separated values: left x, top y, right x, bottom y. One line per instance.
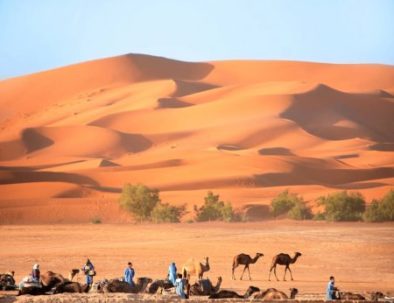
1, 0, 393, 79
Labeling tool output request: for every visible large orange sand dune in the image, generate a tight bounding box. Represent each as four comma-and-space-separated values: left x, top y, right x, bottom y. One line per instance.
0, 54, 393, 223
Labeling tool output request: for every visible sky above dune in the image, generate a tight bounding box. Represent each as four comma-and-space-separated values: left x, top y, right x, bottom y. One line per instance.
0, 0, 393, 79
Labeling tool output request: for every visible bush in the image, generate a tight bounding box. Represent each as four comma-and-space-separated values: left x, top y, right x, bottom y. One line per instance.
288, 201, 313, 220
318, 191, 366, 221
194, 191, 238, 222
119, 184, 160, 221
313, 212, 326, 221
151, 203, 185, 223
364, 190, 394, 222
90, 217, 102, 224
271, 190, 302, 217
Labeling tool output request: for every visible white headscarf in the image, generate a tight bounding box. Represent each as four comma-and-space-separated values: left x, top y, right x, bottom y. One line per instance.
33, 264, 39, 270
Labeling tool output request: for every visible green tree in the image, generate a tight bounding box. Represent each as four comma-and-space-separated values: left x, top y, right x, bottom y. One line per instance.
119, 184, 160, 221
364, 190, 394, 222
271, 190, 300, 217
194, 191, 237, 222
151, 203, 186, 223
318, 191, 366, 221
288, 201, 313, 220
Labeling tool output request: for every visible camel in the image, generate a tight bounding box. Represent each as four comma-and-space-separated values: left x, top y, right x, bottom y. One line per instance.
182, 257, 210, 280
18, 271, 66, 296
253, 288, 298, 300
68, 268, 80, 281
189, 276, 222, 296
268, 252, 302, 281
103, 277, 152, 293
146, 279, 174, 294
90, 279, 109, 293
209, 286, 260, 299
370, 291, 385, 301
0, 271, 16, 290
232, 252, 264, 280
54, 281, 90, 293
339, 291, 366, 300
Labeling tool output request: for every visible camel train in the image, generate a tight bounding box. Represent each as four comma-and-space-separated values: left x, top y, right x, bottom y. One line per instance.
1, 252, 387, 300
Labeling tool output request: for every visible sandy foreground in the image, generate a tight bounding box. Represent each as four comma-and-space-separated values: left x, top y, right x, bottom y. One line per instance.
0, 221, 393, 301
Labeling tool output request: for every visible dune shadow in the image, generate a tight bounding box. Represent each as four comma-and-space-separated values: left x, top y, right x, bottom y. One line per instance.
0, 170, 99, 186
243, 204, 272, 221
253, 166, 394, 188
334, 153, 359, 160
21, 128, 54, 153
120, 132, 152, 153
171, 80, 220, 97
125, 53, 214, 81
258, 147, 294, 156
369, 142, 394, 152
157, 98, 193, 109
217, 144, 243, 151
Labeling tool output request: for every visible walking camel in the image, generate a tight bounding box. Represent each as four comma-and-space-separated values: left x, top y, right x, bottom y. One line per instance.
268, 252, 302, 281
232, 253, 264, 280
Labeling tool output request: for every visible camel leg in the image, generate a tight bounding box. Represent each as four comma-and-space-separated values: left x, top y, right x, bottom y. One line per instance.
247, 265, 251, 280
288, 266, 294, 281
268, 266, 273, 281
274, 266, 279, 281
283, 266, 288, 281
240, 266, 247, 280
232, 264, 238, 280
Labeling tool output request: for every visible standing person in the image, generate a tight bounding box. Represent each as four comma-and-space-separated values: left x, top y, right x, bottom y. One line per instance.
175, 273, 188, 299
124, 262, 135, 286
326, 276, 338, 300
31, 264, 40, 283
82, 259, 95, 287
168, 262, 177, 285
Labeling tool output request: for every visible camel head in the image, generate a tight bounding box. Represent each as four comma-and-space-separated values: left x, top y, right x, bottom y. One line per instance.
256, 253, 264, 258
217, 276, 223, 283
290, 288, 298, 299
295, 252, 302, 257
203, 257, 210, 270
245, 286, 260, 298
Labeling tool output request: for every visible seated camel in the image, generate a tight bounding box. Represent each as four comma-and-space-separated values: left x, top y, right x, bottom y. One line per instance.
18, 271, 66, 296
54, 281, 90, 293
339, 291, 366, 300
189, 276, 222, 296
103, 277, 152, 293
209, 286, 260, 299
146, 279, 174, 294
253, 287, 298, 300
0, 271, 16, 290
90, 279, 109, 293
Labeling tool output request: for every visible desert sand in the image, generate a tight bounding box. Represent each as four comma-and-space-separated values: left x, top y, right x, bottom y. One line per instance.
0, 54, 394, 223
1, 221, 394, 295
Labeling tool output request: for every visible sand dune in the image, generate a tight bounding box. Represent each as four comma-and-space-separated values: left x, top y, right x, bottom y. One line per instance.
0, 54, 393, 223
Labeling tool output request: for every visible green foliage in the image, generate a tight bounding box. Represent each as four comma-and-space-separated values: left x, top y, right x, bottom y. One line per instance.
364, 190, 394, 222
318, 191, 366, 221
271, 190, 302, 217
288, 201, 313, 220
90, 217, 102, 224
194, 191, 238, 222
119, 184, 160, 221
313, 212, 326, 221
151, 203, 185, 223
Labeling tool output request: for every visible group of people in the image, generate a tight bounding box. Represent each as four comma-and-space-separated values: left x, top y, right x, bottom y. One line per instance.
21, 260, 337, 300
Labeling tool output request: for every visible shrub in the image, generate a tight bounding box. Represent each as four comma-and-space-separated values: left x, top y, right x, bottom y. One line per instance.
364, 190, 394, 222
288, 201, 313, 220
194, 191, 237, 222
271, 190, 302, 217
313, 212, 326, 221
151, 203, 185, 223
379, 189, 394, 220
119, 184, 160, 221
90, 217, 102, 224
318, 191, 366, 221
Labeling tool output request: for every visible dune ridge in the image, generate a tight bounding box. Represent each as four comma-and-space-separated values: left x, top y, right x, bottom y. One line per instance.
0, 54, 393, 223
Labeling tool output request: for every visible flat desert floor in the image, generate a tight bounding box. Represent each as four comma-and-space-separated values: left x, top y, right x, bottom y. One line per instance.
1, 221, 393, 297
